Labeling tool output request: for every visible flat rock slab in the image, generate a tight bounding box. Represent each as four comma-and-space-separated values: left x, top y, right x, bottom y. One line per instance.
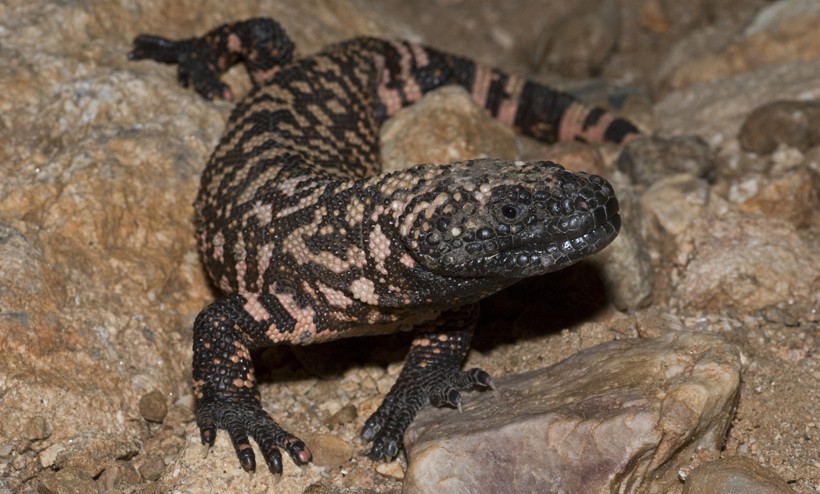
403, 331, 742, 494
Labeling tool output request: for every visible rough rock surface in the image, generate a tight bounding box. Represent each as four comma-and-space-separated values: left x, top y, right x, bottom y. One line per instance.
1, 0, 818, 493
403, 331, 741, 494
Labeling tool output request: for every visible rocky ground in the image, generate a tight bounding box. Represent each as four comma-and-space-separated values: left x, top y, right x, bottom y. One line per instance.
0, 0, 818, 493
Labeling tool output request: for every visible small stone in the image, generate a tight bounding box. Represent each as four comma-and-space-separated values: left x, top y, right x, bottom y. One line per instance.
641, 174, 710, 236
326, 404, 358, 428
617, 135, 716, 186
139, 390, 168, 424
739, 100, 820, 154
139, 455, 167, 482
22, 415, 51, 441
683, 456, 795, 494
97, 460, 142, 491
37, 467, 98, 494
303, 434, 353, 469
375, 461, 405, 480
403, 331, 741, 494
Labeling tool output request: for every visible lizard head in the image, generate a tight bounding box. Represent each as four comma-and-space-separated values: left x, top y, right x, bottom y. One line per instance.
392, 159, 620, 279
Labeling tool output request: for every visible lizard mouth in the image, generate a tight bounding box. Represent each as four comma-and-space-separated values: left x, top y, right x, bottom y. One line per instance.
451, 197, 620, 278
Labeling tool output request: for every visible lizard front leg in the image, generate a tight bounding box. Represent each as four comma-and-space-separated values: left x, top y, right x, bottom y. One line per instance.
362, 304, 493, 460
193, 293, 311, 474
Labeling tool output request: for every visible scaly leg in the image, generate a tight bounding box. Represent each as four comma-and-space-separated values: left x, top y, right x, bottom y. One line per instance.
362, 305, 492, 460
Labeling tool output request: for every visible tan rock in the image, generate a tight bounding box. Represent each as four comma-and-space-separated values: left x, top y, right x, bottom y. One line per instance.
379, 85, 520, 172
673, 212, 819, 313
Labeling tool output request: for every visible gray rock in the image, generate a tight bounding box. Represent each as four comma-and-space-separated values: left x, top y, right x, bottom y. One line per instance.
683, 456, 796, 494
617, 135, 716, 186
591, 180, 654, 310
403, 331, 741, 494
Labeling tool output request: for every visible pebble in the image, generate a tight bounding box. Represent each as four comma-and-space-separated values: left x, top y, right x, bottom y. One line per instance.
139, 389, 168, 424
303, 434, 353, 469
22, 415, 51, 441
139, 455, 167, 481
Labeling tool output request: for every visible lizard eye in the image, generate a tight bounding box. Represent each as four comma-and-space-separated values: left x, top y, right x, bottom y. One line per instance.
501, 204, 519, 220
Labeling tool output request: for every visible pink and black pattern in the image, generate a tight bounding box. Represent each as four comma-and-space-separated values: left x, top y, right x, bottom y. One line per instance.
129, 17, 638, 476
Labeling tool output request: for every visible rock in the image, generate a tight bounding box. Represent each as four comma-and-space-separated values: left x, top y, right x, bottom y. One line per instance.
302, 433, 353, 469
403, 331, 741, 494
532, 0, 621, 77
654, 59, 820, 146
375, 461, 405, 480
22, 416, 52, 442
683, 456, 796, 494
326, 404, 358, 429
673, 212, 819, 314
530, 141, 607, 176
38, 431, 139, 478
590, 179, 653, 310
738, 100, 820, 154
735, 164, 820, 229
138, 455, 167, 482
379, 85, 520, 172
37, 467, 98, 494
659, 0, 820, 91
641, 174, 710, 236
139, 390, 169, 424
617, 135, 716, 186
96, 459, 142, 491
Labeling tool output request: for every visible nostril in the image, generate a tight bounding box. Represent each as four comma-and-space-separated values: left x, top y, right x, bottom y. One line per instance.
574, 197, 589, 212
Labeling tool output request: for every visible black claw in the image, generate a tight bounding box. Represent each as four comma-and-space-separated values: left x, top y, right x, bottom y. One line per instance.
238, 447, 256, 472
366, 442, 384, 461
285, 439, 311, 465
263, 448, 283, 475
474, 369, 492, 387
446, 389, 461, 407
385, 440, 400, 459
361, 417, 382, 441
200, 424, 216, 446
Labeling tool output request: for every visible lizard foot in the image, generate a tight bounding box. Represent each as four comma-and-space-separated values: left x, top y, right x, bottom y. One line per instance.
361, 366, 492, 460
129, 35, 232, 101
197, 397, 312, 474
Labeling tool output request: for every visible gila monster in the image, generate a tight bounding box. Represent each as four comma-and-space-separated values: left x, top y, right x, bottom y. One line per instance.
128, 18, 640, 476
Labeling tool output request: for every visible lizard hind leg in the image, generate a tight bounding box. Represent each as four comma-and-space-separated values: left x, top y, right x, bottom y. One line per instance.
129, 18, 295, 100
361, 305, 493, 460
